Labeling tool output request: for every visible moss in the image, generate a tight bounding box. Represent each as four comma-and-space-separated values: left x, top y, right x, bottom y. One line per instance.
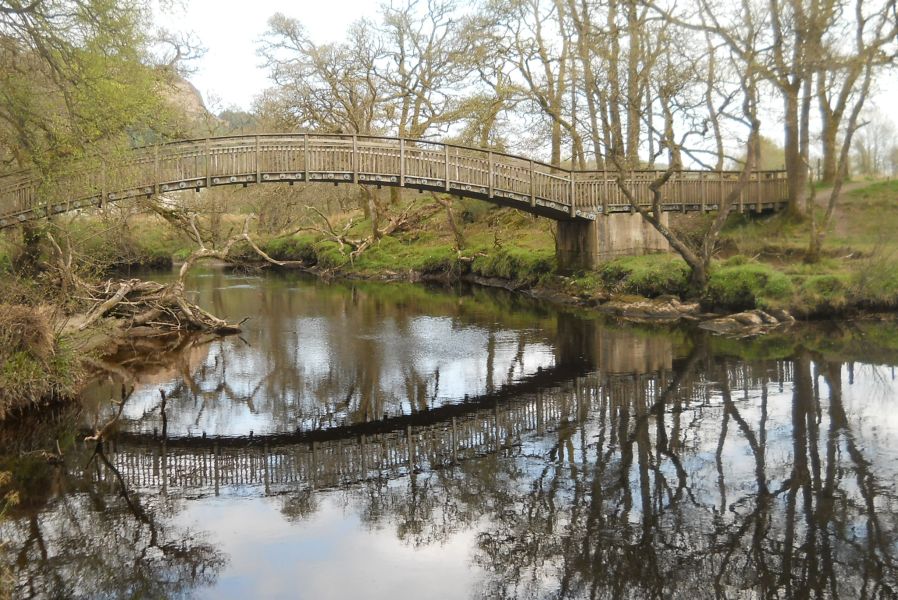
599, 255, 691, 298
261, 234, 318, 263
314, 241, 349, 270
471, 247, 555, 284
704, 262, 794, 311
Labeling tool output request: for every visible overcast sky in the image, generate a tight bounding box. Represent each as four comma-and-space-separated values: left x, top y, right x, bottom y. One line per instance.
156, 0, 898, 140
155, 0, 382, 111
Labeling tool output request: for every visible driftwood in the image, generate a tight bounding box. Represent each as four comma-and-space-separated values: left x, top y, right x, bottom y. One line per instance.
47, 217, 308, 336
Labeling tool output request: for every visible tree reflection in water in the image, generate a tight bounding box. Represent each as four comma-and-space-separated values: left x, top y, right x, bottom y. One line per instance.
298, 346, 897, 599
0, 442, 225, 599
4, 280, 898, 599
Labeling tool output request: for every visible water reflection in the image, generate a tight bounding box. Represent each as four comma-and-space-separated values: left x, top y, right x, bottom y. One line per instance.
3, 272, 898, 598
83, 271, 573, 437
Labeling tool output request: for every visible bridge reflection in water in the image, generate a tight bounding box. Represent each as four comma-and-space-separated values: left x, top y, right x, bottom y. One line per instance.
91, 352, 793, 497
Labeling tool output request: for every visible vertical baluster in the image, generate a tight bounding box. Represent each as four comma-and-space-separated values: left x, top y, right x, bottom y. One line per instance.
255, 135, 262, 183
569, 171, 576, 217
399, 138, 406, 187
488, 151, 494, 198
352, 134, 358, 183
444, 144, 451, 191
303, 133, 309, 182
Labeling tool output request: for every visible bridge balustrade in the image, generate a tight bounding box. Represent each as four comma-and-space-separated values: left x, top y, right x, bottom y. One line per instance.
0, 134, 789, 229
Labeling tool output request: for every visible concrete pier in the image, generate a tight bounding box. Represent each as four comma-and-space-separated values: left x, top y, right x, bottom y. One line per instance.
556, 213, 671, 271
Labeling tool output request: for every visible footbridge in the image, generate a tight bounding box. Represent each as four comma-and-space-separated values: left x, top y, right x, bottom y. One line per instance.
0, 134, 789, 268
85, 360, 793, 496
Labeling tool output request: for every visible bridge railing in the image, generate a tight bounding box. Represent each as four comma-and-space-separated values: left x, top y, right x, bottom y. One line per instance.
0, 133, 789, 227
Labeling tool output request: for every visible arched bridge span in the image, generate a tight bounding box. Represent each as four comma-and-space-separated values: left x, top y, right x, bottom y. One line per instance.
0, 134, 788, 229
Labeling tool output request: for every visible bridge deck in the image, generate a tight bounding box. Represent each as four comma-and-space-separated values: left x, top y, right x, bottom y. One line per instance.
0, 134, 788, 228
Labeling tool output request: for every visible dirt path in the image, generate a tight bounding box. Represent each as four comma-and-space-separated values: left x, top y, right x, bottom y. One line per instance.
813, 180, 870, 237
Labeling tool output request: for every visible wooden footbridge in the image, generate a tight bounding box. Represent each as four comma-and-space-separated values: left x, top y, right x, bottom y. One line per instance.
0, 134, 788, 230
85, 360, 793, 496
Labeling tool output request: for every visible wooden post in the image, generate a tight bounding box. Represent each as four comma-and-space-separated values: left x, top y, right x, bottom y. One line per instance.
204, 138, 211, 189
756, 172, 763, 212
529, 159, 536, 208
488, 151, 494, 198
100, 162, 107, 207
700, 172, 706, 212
154, 145, 160, 195
602, 167, 609, 215
303, 133, 309, 182
399, 138, 406, 187
255, 135, 262, 184
352, 134, 358, 184
569, 171, 576, 217
444, 144, 451, 191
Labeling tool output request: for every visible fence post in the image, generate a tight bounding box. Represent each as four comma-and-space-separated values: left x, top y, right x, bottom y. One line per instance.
399, 138, 406, 187
303, 133, 309, 182
255, 135, 262, 184
444, 144, 451, 192
569, 171, 576, 217
488, 151, 494, 198
529, 159, 536, 208
351, 134, 358, 184
154, 145, 160, 195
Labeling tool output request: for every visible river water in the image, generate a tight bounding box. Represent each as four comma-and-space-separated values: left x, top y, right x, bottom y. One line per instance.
2, 268, 897, 599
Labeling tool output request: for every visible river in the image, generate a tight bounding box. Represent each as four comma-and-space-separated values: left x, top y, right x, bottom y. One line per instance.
2, 267, 897, 599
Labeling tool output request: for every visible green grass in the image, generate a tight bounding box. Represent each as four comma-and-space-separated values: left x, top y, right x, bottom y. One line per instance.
598, 255, 691, 298
703, 262, 794, 311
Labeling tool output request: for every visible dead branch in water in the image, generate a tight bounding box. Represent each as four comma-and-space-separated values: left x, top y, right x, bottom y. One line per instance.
47, 217, 309, 336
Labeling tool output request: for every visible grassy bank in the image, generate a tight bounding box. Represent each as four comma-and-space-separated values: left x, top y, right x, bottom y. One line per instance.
244, 180, 898, 318
4, 180, 897, 323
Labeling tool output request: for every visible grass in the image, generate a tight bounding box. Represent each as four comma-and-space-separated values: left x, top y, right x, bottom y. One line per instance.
0, 307, 83, 419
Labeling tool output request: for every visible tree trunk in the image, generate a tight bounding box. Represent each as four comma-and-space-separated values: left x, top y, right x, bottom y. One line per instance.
783, 88, 807, 217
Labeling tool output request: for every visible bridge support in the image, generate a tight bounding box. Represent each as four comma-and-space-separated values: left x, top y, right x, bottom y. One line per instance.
555, 213, 671, 271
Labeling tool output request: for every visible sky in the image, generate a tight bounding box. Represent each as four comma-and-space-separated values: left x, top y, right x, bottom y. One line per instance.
154, 0, 382, 111
155, 0, 898, 145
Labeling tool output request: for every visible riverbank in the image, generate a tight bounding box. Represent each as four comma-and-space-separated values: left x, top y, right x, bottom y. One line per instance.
1, 179, 896, 419
235, 179, 898, 320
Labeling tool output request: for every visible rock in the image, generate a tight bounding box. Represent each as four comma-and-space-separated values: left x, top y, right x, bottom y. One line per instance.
755, 310, 779, 325
769, 308, 796, 322
732, 311, 764, 326
699, 317, 743, 334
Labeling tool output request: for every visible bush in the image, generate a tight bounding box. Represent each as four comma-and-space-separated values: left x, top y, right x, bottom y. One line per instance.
704, 263, 794, 311
599, 255, 691, 297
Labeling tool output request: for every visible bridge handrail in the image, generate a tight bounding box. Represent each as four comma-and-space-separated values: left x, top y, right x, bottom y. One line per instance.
0, 133, 790, 227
